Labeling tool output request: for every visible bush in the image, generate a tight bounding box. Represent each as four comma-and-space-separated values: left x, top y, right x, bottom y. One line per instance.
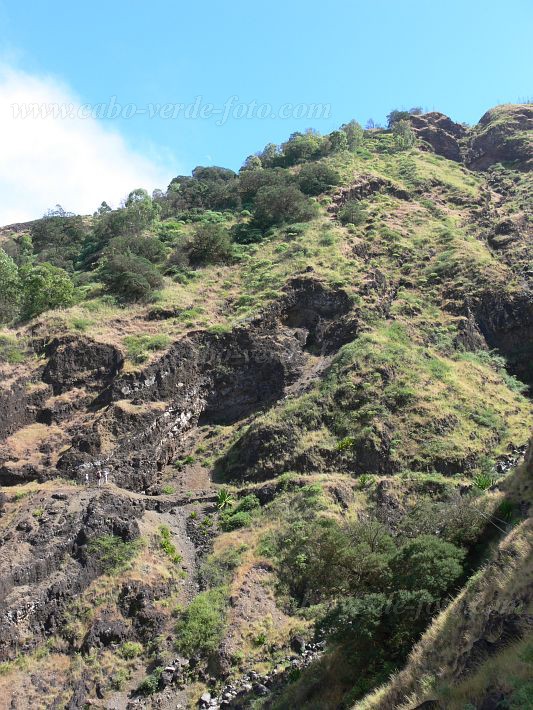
118, 641, 143, 659
220, 510, 253, 531
252, 185, 318, 230
231, 222, 264, 245
233, 494, 260, 513
340, 120, 364, 149
104, 235, 167, 263
337, 200, 367, 226
281, 130, 325, 166
175, 588, 227, 656
297, 163, 341, 196
391, 535, 465, 596
393, 120, 417, 149
137, 667, 163, 696
158, 525, 182, 564
0, 249, 21, 323
100, 252, 164, 301
181, 223, 233, 266
30, 211, 86, 270
21, 263, 75, 318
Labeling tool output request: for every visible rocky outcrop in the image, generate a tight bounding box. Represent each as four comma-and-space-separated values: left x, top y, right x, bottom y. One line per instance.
409, 112, 467, 162
42, 336, 124, 395
0, 378, 52, 441
0, 488, 143, 660
329, 174, 410, 212
465, 104, 533, 170
474, 287, 533, 388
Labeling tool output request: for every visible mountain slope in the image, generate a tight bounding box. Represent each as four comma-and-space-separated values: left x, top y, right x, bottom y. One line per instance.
0, 104, 531, 709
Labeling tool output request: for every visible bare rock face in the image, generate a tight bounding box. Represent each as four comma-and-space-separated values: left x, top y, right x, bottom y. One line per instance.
42, 336, 124, 395
465, 104, 533, 170
409, 111, 468, 162
0, 488, 143, 660
474, 287, 533, 388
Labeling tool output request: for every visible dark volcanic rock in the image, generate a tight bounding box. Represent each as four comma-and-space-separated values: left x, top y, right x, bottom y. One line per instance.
409, 111, 467, 161
465, 104, 533, 170
0, 488, 143, 661
42, 336, 124, 395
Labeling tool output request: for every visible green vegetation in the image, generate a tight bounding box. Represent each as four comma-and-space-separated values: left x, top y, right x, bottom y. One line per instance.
174, 587, 228, 656
123, 334, 170, 363
0, 249, 22, 323
87, 534, 143, 573
158, 525, 182, 564
118, 641, 143, 659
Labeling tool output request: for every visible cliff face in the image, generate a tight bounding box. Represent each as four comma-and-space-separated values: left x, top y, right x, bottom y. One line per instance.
0, 104, 531, 709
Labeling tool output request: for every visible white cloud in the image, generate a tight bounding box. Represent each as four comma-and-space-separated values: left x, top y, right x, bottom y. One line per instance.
0, 65, 174, 225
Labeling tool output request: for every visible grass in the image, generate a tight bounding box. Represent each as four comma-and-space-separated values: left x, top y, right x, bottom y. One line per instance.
0, 334, 27, 364
174, 587, 228, 656
123, 334, 171, 364
158, 525, 182, 565
87, 534, 143, 574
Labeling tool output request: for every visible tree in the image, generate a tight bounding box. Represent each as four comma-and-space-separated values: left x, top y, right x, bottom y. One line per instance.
184, 223, 233, 266
387, 109, 411, 128
240, 155, 263, 171
391, 535, 465, 596
30, 213, 86, 270
392, 119, 417, 149
104, 235, 167, 264
0, 249, 22, 323
297, 162, 341, 196
21, 263, 75, 319
341, 120, 364, 149
252, 185, 318, 230
281, 130, 325, 166
100, 252, 164, 301
328, 130, 349, 152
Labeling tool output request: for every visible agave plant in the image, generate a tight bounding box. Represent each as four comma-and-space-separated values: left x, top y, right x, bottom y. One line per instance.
216, 488, 235, 511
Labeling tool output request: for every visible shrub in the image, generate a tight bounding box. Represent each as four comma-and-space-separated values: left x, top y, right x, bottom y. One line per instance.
281, 130, 325, 166
233, 494, 260, 513
337, 200, 367, 226
231, 222, 264, 245
391, 535, 465, 596
182, 223, 233, 266
100, 252, 164, 301
200, 546, 246, 588
252, 185, 318, 230
393, 120, 417, 149
340, 120, 364, 149
0, 249, 22, 323
104, 235, 167, 263
297, 163, 341, 196
21, 263, 75, 318
174, 588, 227, 656
137, 667, 163, 695
30, 211, 86, 270
158, 525, 182, 564
118, 641, 143, 659
220, 510, 253, 531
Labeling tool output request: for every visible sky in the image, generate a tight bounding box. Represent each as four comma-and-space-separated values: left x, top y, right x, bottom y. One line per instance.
0, 0, 531, 223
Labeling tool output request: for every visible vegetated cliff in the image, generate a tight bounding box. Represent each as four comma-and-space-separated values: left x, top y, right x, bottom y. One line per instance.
0, 103, 531, 709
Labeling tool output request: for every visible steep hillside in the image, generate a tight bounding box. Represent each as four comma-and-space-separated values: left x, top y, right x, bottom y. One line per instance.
0, 105, 531, 709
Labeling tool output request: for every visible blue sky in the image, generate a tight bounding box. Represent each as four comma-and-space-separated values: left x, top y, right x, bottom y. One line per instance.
0, 0, 531, 221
